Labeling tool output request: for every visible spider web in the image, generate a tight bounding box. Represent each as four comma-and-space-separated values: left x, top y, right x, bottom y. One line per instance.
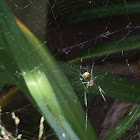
0, 0, 140, 139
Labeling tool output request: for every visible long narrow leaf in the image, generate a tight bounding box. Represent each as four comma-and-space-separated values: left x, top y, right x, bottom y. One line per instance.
61, 2, 140, 25
0, 1, 97, 140
61, 62, 140, 104
70, 35, 140, 63
104, 106, 140, 140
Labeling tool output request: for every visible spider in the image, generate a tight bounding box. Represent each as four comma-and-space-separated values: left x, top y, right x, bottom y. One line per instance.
78, 64, 106, 130
79, 65, 106, 105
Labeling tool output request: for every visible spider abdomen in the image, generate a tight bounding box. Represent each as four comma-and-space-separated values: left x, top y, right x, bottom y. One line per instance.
82, 72, 91, 81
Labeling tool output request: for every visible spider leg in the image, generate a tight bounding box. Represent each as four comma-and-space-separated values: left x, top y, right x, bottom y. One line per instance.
84, 91, 88, 107
78, 70, 83, 77
98, 86, 106, 101
84, 91, 88, 132
81, 82, 88, 84
93, 75, 103, 81
77, 70, 86, 81
90, 62, 94, 78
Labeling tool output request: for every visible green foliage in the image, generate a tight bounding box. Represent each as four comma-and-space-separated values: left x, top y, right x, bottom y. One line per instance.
105, 106, 140, 140
70, 35, 140, 62
0, 0, 97, 139
0, 0, 140, 140
61, 2, 140, 25
61, 62, 140, 104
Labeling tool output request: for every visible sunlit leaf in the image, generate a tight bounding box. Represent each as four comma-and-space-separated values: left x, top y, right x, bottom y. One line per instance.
0, 1, 97, 139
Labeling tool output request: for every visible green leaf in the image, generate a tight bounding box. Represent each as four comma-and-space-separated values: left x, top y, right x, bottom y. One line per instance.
62, 63, 140, 140
104, 106, 140, 140
0, 51, 18, 84
61, 62, 140, 104
61, 2, 140, 25
0, 0, 97, 140
69, 35, 140, 62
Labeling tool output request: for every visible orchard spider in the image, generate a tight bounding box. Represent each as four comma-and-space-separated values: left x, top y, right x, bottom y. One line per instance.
79, 64, 106, 107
